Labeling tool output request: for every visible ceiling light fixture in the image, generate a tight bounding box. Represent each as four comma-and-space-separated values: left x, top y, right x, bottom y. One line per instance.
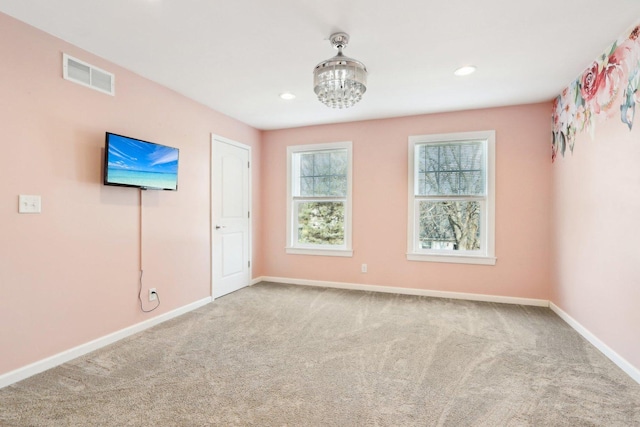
280, 92, 296, 100
313, 32, 367, 109
454, 65, 477, 76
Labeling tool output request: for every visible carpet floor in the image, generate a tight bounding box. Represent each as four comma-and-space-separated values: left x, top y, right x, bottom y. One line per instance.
1, 282, 639, 426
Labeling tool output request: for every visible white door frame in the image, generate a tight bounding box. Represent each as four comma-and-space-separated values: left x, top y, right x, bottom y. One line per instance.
211, 134, 252, 299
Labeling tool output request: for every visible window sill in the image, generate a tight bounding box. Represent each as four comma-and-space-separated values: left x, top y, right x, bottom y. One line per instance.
407, 253, 496, 265
286, 247, 353, 257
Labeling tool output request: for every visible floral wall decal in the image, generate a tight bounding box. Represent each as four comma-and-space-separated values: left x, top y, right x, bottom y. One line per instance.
552, 24, 640, 161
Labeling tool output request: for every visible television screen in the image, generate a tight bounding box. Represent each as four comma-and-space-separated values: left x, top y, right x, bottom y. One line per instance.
104, 132, 179, 191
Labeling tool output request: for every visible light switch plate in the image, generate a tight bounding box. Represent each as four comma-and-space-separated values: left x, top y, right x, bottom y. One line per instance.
19, 195, 42, 213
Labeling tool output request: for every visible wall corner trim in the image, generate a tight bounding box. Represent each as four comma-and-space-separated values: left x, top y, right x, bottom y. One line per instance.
549, 302, 640, 385
0, 296, 213, 389
256, 276, 549, 307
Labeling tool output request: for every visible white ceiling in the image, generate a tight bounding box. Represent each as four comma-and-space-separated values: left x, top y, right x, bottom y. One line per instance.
1, 1, 640, 130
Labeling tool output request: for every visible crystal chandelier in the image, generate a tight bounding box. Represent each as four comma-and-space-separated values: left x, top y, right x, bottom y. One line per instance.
313, 32, 368, 109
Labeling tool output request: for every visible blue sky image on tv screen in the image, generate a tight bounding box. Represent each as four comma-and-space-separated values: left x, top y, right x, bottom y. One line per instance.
107, 134, 178, 190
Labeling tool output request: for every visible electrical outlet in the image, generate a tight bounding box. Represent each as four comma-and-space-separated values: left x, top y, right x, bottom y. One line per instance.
18, 195, 42, 213
361, 264, 367, 273
149, 288, 157, 301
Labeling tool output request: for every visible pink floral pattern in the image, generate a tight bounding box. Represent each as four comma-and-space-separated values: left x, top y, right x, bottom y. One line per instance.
552, 24, 640, 161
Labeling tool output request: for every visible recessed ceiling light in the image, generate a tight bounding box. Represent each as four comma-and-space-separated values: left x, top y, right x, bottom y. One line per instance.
454, 66, 477, 76
280, 92, 296, 100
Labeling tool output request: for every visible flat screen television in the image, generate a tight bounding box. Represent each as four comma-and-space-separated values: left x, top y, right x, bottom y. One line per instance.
104, 132, 179, 191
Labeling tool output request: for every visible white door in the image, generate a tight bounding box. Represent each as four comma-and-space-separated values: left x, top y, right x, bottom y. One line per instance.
211, 135, 251, 298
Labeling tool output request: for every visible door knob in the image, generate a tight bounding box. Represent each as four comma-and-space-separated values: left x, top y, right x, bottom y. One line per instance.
215, 225, 226, 230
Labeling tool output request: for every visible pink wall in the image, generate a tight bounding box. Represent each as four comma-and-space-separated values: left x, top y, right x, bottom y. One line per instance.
0, 13, 261, 375
550, 20, 640, 376
552, 112, 640, 371
261, 103, 553, 299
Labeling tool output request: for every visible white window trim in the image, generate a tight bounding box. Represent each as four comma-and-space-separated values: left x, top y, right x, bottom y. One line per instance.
407, 131, 496, 265
286, 141, 353, 257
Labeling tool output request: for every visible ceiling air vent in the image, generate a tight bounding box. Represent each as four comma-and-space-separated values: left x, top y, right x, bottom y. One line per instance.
62, 53, 115, 96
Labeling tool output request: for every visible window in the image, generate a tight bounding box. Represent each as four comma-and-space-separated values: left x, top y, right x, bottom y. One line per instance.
287, 141, 353, 257
407, 131, 495, 265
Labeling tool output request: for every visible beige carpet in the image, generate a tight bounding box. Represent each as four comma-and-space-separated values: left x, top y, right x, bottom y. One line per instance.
1, 281, 639, 426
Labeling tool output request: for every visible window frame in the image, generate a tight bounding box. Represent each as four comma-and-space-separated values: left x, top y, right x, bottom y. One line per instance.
286, 141, 353, 257
407, 131, 496, 265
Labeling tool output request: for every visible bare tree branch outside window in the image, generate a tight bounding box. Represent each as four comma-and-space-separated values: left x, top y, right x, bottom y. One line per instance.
295, 149, 347, 246
416, 142, 484, 251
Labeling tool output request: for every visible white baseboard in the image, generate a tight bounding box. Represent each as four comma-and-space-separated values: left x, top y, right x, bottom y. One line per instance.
0, 296, 213, 389
5, 282, 638, 390
550, 302, 640, 385
256, 276, 549, 307
257, 276, 640, 384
